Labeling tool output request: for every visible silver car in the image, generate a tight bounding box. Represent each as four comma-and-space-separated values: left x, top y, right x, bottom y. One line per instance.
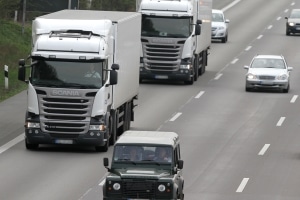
244, 55, 292, 93
211, 9, 230, 43
285, 9, 300, 35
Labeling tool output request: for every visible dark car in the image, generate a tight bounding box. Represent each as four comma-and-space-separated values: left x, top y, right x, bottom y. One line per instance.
285, 9, 300, 35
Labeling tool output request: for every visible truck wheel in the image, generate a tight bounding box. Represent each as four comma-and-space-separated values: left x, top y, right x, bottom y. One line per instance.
184, 78, 194, 85
109, 111, 117, 146
95, 141, 109, 152
193, 56, 199, 81
25, 139, 39, 150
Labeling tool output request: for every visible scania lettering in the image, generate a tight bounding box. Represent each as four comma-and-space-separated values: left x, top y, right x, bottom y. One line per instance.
18, 10, 141, 151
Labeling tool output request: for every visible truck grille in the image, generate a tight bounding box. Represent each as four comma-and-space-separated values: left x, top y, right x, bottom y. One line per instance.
142, 39, 184, 72
122, 180, 156, 199
37, 89, 95, 135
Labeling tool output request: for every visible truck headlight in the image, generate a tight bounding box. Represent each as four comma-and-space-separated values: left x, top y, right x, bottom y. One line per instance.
180, 64, 192, 69
27, 122, 40, 128
89, 124, 106, 131
158, 184, 166, 192
113, 183, 121, 190
288, 22, 295, 26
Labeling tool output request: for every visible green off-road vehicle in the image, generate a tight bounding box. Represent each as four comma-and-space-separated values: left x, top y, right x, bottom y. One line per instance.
103, 130, 184, 200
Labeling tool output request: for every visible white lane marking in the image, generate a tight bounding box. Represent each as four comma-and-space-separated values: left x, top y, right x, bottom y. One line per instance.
284, 9, 289, 13
0, 133, 24, 154
222, 0, 241, 12
214, 73, 223, 80
276, 117, 286, 126
291, 2, 295, 6
290, 95, 298, 103
231, 58, 239, 64
245, 46, 252, 51
236, 178, 249, 192
99, 179, 105, 186
257, 35, 263, 40
195, 91, 205, 99
169, 112, 182, 122
267, 25, 273, 29
258, 144, 270, 155
277, 16, 281, 21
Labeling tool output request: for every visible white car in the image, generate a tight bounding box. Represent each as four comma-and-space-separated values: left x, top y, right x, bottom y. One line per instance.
244, 55, 292, 93
211, 9, 230, 43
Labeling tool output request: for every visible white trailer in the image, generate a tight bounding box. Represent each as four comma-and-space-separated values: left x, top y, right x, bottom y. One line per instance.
18, 10, 141, 151
137, 0, 212, 84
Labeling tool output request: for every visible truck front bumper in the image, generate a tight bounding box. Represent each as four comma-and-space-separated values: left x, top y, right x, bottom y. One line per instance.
25, 129, 107, 146
140, 68, 192, 82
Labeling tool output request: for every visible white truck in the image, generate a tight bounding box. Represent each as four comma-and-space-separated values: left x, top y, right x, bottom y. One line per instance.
18, 10, 141, 151
137, 0, 212, 84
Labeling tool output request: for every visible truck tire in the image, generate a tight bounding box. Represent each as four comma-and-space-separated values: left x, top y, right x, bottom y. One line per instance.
25, 139, 39, 150
109, 111, 117, 146
184, 77, 194, 85
95, 141, 109, 152
193, 56, 199, 81
199, 51, 207, 75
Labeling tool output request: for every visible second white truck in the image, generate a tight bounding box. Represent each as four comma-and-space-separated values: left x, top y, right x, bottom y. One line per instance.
137, 0, 212, 84
18, 10, 141, 151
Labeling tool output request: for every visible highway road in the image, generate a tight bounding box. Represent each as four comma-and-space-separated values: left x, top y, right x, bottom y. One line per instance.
1, 0, 300, 199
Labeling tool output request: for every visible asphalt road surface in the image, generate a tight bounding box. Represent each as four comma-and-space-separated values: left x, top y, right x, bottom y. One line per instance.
1, 0, 300, 199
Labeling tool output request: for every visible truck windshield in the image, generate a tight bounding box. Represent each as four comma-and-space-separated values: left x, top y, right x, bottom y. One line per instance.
113, 145, 173, 164
141, 15, 192, 38
31, 60, 106, 89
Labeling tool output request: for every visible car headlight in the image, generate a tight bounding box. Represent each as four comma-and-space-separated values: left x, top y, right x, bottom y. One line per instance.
113, 183, 121, 191
158, 184, 166, 192
277, 74, 288, 80
27, 122, 40, 128
218, 26, 225, 30
246, 73, 258, 80
288, 22, 295, 26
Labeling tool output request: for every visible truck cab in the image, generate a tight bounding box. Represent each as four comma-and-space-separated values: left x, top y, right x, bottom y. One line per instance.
103, 131, 184, 200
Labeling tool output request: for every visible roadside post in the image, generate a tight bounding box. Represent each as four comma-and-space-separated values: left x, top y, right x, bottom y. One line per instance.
4, 65, 8, 89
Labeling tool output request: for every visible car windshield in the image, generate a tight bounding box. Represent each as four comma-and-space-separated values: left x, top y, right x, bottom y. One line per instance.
212, 13, 224, 22
113, 145, 173, 164
290, 10, 300, 18
31, 59, 107, 89
251, 58, 285, 69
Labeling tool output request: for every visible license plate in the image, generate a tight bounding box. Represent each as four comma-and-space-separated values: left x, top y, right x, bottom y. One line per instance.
55, 139, 73, 144
260, 81, 273, 85
155, 75, 168, 79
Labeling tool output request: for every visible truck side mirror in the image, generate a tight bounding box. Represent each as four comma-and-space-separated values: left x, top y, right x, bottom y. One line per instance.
109, 70, 118, 85
18, 59, 26, 82
195, 24, 201, 35
103, 157, 109, 167
111, 64, 120, 70
177, 160, 184, 169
